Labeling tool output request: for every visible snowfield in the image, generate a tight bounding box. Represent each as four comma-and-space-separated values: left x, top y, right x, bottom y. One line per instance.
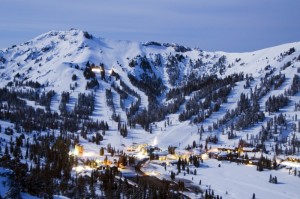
141, 159, 300, 199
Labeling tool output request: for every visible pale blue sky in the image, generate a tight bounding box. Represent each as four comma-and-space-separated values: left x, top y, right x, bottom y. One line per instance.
0, 0, 299, 52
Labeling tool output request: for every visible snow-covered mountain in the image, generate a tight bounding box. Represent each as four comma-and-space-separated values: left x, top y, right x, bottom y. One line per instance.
0, 29, 297, 87
1, 29, 299, 91
0, 29, 300, 198
0, 29, 300, 147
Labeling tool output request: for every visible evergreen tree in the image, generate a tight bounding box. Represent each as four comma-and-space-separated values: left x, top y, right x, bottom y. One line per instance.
100, 147, 105, 156
274, 176, 278, 184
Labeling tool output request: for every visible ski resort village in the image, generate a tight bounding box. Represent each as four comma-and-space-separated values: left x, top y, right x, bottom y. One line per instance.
0, 30, 299, 198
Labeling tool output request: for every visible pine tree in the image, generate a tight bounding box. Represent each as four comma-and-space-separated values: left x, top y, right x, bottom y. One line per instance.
170, 171, 175, 180
193, 140, 196, 148
177, 158, 181, 173
100, 147, 104, 156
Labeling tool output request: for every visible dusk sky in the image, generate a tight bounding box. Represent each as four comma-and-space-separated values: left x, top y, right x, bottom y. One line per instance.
1, 0, 299, 52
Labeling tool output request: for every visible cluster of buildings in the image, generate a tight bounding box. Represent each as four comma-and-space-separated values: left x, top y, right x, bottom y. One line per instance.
70, 142, 265, 175
208, 146, 259, 164
126, 143, 204, 163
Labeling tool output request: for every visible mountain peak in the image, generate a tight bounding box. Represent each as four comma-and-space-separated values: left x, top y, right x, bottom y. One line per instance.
34, 29, 92, 41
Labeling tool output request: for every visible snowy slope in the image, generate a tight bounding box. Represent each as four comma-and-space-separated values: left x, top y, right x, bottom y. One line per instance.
0, 29, 300, 149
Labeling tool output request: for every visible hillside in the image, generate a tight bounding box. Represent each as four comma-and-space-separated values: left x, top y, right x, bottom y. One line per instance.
0, 29, 300, 198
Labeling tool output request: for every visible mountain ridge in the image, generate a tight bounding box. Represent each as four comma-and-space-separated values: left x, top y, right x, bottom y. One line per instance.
1, 29, 299, 89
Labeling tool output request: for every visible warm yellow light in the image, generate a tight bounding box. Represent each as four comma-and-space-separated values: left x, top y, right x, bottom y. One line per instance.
145, 171, 158, 176
151, 171, 157, 176
74, 148, 79, 156
75, 166, 84, 173
136, 152, 145, 160
201, 153, 209, 160
91, 68, 102, 73
96, 159, 101, 164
